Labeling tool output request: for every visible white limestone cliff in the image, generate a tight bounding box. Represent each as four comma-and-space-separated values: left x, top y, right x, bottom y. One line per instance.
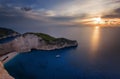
0, 33, 78, 55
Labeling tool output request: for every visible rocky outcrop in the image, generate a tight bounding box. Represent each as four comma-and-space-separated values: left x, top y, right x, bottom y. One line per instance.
0, 28, 78, 79
0, 33, 78, 56
0, 27, 19, 39
0, 61, 14, 79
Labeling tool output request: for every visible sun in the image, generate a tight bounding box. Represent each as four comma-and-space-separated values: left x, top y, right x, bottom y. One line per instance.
93, 17, 102, 24
80, 17, 106, 26
94, 17, 101, 22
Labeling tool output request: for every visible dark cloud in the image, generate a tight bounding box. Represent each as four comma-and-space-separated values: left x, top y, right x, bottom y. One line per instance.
115, 7, 120, 13
0, 4, 78, 33
49, 16, 75, 22
0, 5, 46, 31
102, 7, 120, 18
0, 6, 23, 18
113, 0, 120, 3
21, 7, 32, 11
0, 0, 72, 10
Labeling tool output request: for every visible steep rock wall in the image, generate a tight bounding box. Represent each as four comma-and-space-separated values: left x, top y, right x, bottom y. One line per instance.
0, 33, 78, 56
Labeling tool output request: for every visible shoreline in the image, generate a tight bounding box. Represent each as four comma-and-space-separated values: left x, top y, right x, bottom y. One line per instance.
0, 52, 18, 64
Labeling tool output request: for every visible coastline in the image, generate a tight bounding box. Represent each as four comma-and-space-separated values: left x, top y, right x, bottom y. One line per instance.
0, 52, 18, 64
0, 61, 14, 79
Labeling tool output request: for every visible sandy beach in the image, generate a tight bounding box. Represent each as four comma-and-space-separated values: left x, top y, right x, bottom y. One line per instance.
0, 52, 18, 64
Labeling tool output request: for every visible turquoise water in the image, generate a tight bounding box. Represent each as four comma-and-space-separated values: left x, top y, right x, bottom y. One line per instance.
4, 27, 120, 79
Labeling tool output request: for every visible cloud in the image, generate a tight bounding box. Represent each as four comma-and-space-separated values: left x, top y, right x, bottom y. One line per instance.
112, 0, 120, 3
0, 4, 87, 21
115, 7, 120, 13
102, 7, 120, 18
21, 7, 32, 11
47, 13, 88, 23
0, 6, 22, 17
49, 16, 75, 21
0, 4, 79, 33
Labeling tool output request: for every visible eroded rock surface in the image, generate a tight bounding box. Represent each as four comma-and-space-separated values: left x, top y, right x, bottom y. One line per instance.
0, 33, 78, 56
0, 62, 14, 79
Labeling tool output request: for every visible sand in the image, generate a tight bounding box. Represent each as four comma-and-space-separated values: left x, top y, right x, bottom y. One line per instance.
0, 52, 18, 64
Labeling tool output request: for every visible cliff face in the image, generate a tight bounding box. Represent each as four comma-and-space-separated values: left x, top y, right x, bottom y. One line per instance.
0, 62, 14, 79
0, 33, 78, 56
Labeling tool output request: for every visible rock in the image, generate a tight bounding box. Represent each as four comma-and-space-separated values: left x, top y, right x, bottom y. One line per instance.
0, 28, 78, 79
0, 32, 78, 56
0, 61, 14, 79
0, 27, 19, 39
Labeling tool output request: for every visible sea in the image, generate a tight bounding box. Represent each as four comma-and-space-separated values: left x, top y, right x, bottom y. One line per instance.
4, 26, 120, 79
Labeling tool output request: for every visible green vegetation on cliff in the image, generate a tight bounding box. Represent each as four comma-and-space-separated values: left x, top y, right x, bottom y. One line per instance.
24, 32, 77, 45
34, 33, 56, 42
24, 32, 56, 42
0, 27, 18, 38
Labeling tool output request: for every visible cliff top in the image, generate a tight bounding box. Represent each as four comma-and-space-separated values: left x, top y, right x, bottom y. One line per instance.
0, 28, 78, 46
0, 27, 19, 38
23, 32, 56, 42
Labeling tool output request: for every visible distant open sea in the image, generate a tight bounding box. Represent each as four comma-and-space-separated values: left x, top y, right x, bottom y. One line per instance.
4, 26, 120, 79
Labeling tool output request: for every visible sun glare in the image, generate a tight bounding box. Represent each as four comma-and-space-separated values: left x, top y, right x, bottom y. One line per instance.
95, 17, 101, 22
95, 26, 99, 29
81, 16, 120, 27
93, 17, 102, 24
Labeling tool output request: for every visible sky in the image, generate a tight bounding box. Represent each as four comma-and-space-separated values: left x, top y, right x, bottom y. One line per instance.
0, 0, 120, 32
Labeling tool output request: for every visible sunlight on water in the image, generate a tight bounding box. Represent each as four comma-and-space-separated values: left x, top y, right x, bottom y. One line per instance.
91, 26, 100, 53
